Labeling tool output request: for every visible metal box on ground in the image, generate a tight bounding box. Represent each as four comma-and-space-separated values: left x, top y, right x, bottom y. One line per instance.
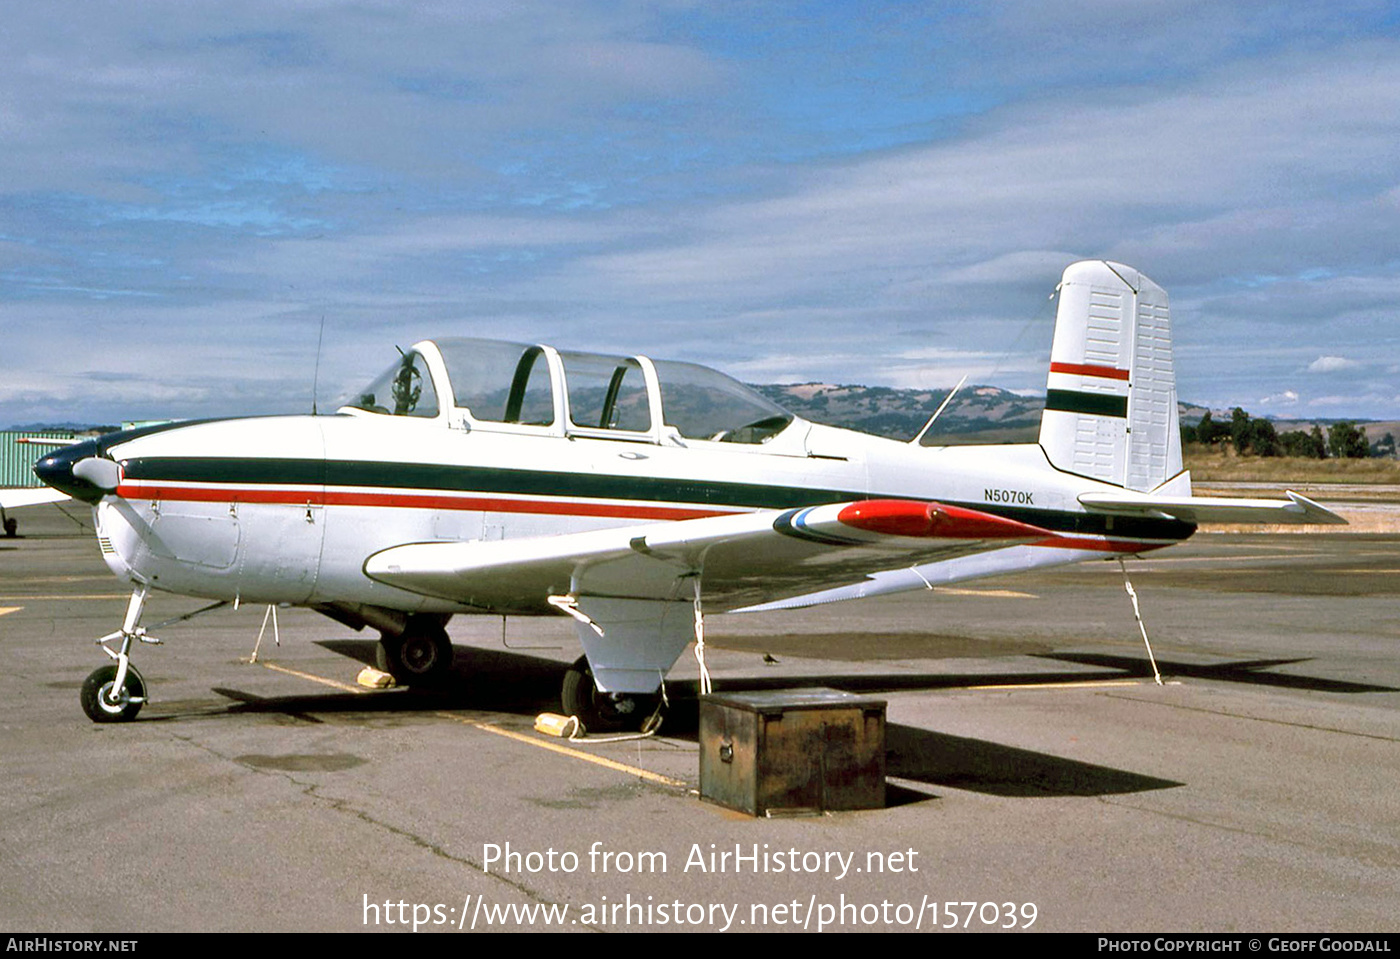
699, 688, 886, 816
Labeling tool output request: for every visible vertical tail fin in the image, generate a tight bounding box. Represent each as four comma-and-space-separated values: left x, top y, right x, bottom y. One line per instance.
1038, 261, 1182, 492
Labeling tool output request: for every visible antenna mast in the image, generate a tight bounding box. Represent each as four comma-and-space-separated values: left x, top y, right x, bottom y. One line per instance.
910, 374, 968, 447
311, 314, 326, 415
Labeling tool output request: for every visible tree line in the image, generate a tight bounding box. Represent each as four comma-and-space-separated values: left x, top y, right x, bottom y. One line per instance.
1182, 408, 1394, 459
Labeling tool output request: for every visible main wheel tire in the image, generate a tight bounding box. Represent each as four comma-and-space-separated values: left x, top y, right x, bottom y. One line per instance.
560, 655, 660, 733
80, 664, 146, 723
376, 618, 454, 685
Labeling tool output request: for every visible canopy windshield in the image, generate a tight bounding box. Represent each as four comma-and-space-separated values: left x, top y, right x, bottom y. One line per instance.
650, 359, 792, 444
345, 350, 439, 418
351, 337, 793, 444
557, 350, 651, 433
435, 339, 555, 426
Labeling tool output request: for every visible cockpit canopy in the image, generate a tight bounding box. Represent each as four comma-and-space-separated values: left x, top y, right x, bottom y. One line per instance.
343, 338, 794, 445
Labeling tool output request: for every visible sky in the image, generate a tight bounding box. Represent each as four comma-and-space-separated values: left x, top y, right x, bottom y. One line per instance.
3, 0, 1399, 427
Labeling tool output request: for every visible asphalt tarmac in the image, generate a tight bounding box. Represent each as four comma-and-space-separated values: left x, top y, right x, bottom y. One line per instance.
1, 504, 1397, 933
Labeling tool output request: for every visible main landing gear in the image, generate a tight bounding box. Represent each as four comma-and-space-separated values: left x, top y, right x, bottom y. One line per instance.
375, 614, 455, 686
560, 655, 663, 734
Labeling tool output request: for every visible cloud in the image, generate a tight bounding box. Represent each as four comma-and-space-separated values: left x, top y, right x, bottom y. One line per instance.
4, 4, 1400, 423
1307, 356, 1362, 374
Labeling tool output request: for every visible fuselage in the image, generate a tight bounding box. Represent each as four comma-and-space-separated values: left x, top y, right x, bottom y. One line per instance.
40, 409, 1193, 616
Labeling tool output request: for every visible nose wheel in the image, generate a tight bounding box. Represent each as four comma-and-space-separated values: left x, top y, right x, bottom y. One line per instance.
80, 664, 147, 723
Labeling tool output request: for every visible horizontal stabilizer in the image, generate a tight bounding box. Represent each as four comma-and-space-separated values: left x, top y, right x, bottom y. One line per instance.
1078, 490, 1346, 525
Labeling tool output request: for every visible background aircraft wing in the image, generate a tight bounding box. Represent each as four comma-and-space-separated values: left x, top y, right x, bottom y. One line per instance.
0, 488, 70, 510
364, 499, 1049, 692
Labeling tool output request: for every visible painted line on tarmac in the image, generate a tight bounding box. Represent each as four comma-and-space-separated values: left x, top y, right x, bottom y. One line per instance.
1129, 554, 1308, 565
0, 606, 19, 617
247, 663, 691, 796
933, 587, 1038, 598
258, 660, 367, 694
967, 678, 1180, 691
3, 593, 130, 600
438, 713, 688, 789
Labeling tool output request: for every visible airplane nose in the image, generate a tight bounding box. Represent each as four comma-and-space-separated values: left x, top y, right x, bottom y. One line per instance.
32, 439, 116, 503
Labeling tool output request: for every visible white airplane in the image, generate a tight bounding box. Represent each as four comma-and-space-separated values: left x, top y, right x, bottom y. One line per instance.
32, 261, 1343, 727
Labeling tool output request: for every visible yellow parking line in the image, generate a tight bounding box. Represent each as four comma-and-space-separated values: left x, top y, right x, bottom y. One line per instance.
934, 587, 1038, 598
258, 660, 367, 694
2, 594, 130, 600
437, 713, 688, 789
246, 662, 687, 788
968, 679, 1177, 691
0, 607, 20, 617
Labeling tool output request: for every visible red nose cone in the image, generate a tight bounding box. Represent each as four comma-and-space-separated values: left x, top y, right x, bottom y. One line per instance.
837, 499, 1047, 539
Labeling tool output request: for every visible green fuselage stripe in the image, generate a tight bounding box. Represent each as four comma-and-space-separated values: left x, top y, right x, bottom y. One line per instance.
120, 456, 1193, 541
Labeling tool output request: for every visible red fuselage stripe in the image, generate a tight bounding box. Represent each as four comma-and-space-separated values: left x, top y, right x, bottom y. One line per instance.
1049, 362, 1131, 381
115, 482, 729, 521
115, 482, 1175, 552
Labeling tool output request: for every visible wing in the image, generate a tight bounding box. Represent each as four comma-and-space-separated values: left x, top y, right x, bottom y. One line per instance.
364, 499, 1048, 693
364, 499, 1049, 612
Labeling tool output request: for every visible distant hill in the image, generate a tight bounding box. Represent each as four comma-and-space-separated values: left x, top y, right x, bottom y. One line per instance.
755, 382, 1043, 444
10, 390, 1392, 453
756, 383, 1395, 450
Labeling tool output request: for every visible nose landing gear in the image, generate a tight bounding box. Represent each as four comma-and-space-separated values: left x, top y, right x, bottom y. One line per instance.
79, 586, 228, 723
81, 586, 156, 723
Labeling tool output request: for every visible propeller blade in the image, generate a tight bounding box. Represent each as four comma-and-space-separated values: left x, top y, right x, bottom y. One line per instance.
72, 456, 122, 492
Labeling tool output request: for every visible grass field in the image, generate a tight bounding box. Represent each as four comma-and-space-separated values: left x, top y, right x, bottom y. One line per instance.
1184, 447, 1400, 484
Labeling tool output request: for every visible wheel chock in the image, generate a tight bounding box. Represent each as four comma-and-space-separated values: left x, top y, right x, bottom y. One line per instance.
356, 666, 397, 689
534, 712, 583, 738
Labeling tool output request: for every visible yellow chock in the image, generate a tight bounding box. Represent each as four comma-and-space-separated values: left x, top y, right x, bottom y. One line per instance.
356, 666, 397, 689
534, 712, 583, 738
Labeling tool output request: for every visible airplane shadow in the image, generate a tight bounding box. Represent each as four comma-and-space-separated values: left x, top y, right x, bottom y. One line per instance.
175, 639, 1190, 799
192, 640, 570, 720
1036, 652, 1399, 694
177, 639, 1393, 729
883, 724, 1181, 796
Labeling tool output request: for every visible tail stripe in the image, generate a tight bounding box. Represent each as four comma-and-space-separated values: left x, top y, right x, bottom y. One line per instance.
1048, 362, 1129, 381
1045, 389, 1128, 418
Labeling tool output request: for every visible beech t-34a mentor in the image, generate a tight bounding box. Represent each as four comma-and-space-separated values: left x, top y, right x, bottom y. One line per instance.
34, 260, 1342, 728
